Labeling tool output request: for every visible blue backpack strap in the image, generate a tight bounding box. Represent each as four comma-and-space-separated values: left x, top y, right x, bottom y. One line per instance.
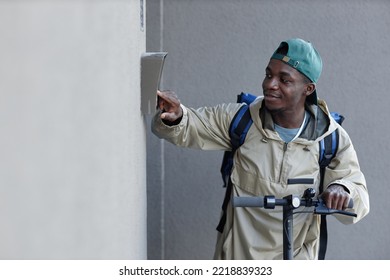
318, 111, 343, 260
220, 93, 255, 188
229, 104, 253, 149
217, 93, 255, 233
319, 129, 339, 173
330, 111, 345, 125
319, 112, 343, 191
220, 104, 252, 188
238, 92, 257, 104
318, 129, 339, 260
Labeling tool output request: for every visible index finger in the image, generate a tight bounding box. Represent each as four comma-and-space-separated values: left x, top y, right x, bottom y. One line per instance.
157, 90, 178, 104
158, 90, 181, 109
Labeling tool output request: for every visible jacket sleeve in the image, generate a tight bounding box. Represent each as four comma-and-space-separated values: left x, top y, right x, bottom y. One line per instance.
151, 103, 243, 151
324, 125, 370, 224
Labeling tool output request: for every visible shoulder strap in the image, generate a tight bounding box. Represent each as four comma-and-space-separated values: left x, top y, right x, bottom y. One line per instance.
220, 94, 255, 188
318, 122, 341, 260
229, 104, 253, 149
220, 104, 252, 189
230, 92, 256, 149
319, 128, 339, 173
217, 93, 255, 233
319, 111, 343, 190
237, 92, 257, 104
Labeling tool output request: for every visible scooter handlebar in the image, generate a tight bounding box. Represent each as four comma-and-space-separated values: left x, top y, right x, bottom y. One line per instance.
232, 196, 264, 208
232, 195, 356, 217
315, 197, 354, 209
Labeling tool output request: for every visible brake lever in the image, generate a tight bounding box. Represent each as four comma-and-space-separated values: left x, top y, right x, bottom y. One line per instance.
314, 198, 357, 217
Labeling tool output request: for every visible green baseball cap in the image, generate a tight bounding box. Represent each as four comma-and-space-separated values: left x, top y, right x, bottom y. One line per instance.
271, 38, 322, 105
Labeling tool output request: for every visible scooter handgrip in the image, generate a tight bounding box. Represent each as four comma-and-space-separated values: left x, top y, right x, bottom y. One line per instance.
232, 196, 264, 208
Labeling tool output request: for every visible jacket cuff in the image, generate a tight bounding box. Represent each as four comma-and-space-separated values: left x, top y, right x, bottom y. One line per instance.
327, 179, 352, 194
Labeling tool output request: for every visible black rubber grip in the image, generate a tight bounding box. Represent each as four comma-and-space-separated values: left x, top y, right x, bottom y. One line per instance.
232, 196, 264, 208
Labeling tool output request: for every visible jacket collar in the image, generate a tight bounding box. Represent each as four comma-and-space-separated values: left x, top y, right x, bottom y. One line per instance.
249, 96, 335, 141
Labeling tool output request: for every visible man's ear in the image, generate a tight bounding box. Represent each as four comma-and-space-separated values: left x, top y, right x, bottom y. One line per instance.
305, 83, 316, 96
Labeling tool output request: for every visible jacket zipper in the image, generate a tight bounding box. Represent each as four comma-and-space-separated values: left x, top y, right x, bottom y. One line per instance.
278, 142, 288, 183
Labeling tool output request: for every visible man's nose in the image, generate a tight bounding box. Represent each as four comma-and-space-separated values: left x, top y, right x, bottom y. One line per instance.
263, 77, 278, 90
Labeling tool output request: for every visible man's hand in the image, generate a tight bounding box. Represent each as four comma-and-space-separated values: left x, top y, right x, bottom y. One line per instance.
157, 90, 183, 123
321, 184, 351, 210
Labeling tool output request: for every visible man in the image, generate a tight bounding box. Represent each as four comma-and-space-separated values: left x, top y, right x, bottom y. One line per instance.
151, 38, 369, 260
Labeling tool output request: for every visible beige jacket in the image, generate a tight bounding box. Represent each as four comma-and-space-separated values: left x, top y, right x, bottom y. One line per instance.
151, 96, 369, 260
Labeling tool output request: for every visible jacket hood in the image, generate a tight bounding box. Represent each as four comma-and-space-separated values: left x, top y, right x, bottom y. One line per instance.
248, 96, 339, 143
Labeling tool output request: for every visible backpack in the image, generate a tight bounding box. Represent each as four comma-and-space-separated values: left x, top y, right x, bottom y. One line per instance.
216, 92, 344, 260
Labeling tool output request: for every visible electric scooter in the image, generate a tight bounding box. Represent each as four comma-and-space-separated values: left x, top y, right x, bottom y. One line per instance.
232, 178, 356, 260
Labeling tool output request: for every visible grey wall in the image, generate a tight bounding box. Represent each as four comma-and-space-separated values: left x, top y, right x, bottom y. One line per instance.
0, 0, 147, 259
146, 0, 390, 259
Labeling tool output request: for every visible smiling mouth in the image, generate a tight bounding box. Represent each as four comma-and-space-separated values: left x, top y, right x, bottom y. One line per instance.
264, 94, 281, 100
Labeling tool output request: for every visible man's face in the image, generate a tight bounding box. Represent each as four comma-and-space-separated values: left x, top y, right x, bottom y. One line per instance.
262, 59, 311, 114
